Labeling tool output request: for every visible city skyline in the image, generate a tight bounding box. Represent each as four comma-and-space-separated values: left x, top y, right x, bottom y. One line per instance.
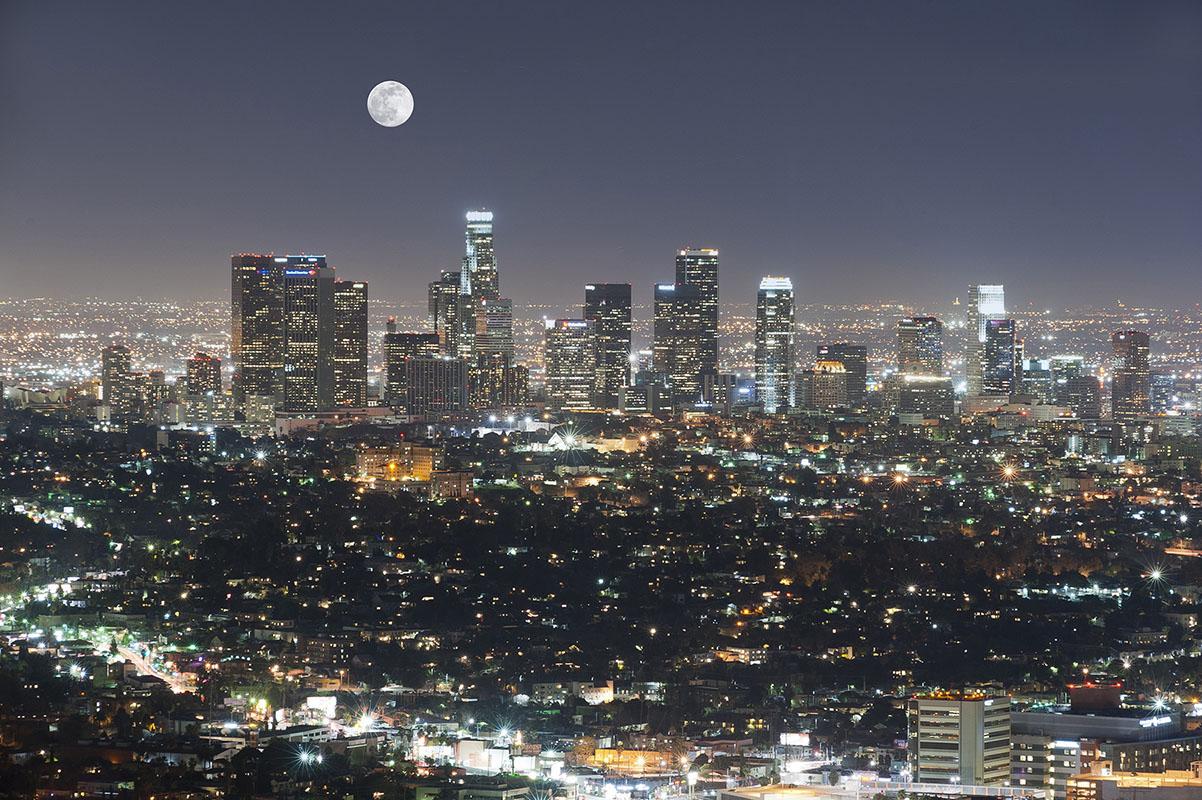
4, 2, 1202, 305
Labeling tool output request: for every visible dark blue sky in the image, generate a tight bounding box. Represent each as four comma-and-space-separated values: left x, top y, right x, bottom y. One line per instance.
2, 1, 1200, 307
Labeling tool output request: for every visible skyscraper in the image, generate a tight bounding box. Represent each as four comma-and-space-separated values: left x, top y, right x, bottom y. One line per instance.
544, 319, 596, 411
583, 283, 632, 410
332, 280, 368, 407
817, 343, 868, 407
281, 258, 334, 412
474, 297, 514, 360
982, 318, 1019, 396
185, 352, 222, 396
458, 210, 507, 361
403, 357, 468, 417
967, 285, 1006, 395
1111, 330, 1151, 421
898, 316, 943, 375
231, 254, 283, 403
383, 326, 440, 409
675, 248, 719, 383
101, 344, 135, 420
427, 270, 461, 356
754, 276, 795, 413
469, 353, 529, 410
652, 282, 704, 406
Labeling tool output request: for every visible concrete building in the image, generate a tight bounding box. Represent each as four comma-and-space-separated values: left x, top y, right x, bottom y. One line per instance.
908, 692, 1011, 787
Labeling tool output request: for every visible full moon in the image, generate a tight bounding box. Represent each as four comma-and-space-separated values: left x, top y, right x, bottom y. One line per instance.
367, 81, 414, 127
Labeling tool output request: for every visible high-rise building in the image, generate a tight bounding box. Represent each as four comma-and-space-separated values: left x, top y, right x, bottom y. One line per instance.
1112, 330, 1151, 421
983, 318, 1019, 396
427, 270, 461, 356
817, 343, 867, 407
383, 324, 441, 409
185, 352, 222, 396
469, 353, 529, 410
458, 210, 504, 361
474, 296, 514, 360
675, 248, 719, 383
583, 283, 632, 410
332, 280, 368, 407
967, 284, 1006, 395
231, 254, 284, 402
754, 276, 795, 413
101, 344, 135, 420
281, 259, 334, 412
804, 360, 849, 409
898, 374, 956, 421
403, 357, 468, 416
652, 282, 704, 407
908, 693, 1011, 787
544, 319, 596, 411
898, 316, 943, 375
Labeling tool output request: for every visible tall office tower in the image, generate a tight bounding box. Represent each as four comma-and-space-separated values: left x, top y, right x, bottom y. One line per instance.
817, 343, 867, 407
281, 259, 335, 412
458, 210, 504, 360
967, 284, 1006, 395
982, 318, 1019, 396
383, 327, 440, 408
544, 319, 597, 411
474, 297, 514, 360
898, 316, 944, 375
583, 283, 632, 409
652, 282, 704, 406
403, 357, 468, 416
185, 352, 222, 396
1111, 330, 1151, 421
805, 360, 849, 409
231, 254, 284, 402
1062, 376, 1102, 419
427, 270, 461, 355
463, 210, 498, 300
332, 280, 369, 407
469, 353, 529, 409
754, 276, 795, 413
908, 693, 1011, 787
675, 248, 720, 382
101, 344, 135, 420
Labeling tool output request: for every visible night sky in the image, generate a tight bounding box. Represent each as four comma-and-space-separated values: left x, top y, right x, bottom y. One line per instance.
2, 1, 1200, 308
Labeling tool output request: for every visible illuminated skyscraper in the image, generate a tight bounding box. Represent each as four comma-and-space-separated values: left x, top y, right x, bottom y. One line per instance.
185, 352, 222, 396
544, 319, 596, 410
817, 343, 867, 407
967, 284, 1006, 395
281, 258, 334, 412
1111, 330, 1151, 421
982, 318, 1019, 396
474, 296, 514, 360
231, 254, 283, 402
404, 357, 468, 416
584, 283, 632, 409
427, 270, 460, 355
332, 280, 368, 407
754, 276, 795, 413
101, 344, 135, 420
383, 322, 441, 409
458, 210, 506, 360
469, 353, 529, 410
898, 316, 943, 375
652, 282, 704, 406
675, 248, 719, 382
